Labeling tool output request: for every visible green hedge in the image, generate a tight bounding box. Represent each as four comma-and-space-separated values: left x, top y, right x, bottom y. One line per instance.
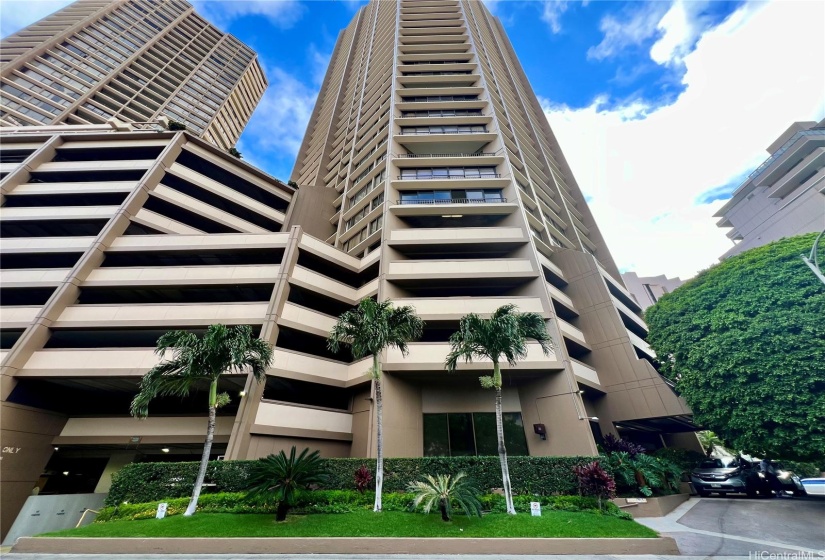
98, 490, 631, 522
106, 456, 595, 507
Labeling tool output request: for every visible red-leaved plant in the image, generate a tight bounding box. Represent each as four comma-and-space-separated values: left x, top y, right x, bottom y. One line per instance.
573, 460, 617, 511
354, 464, 373, 493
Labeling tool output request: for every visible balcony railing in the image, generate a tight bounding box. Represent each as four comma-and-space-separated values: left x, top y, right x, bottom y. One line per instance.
401, 71, 473, 76
401, 60, 470, 65
399, 129, 488, 135
397, 173, 501, 179
397, 197, 506, 204
400, 111, 485, 118
397, 152, 498, 158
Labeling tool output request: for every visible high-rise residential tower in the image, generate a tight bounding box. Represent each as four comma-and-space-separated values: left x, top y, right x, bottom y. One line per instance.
0, 0, 266, 150
282, 0, 701, 459
714, 119, 825, 259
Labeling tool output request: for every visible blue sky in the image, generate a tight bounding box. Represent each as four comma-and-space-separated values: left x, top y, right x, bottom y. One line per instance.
2, 0, 823, 278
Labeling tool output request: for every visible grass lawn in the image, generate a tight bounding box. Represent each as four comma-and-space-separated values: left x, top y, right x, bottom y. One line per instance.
40, 510, 657, 539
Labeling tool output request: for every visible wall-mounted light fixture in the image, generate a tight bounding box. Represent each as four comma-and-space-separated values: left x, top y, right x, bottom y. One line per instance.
533, 423, 547, 440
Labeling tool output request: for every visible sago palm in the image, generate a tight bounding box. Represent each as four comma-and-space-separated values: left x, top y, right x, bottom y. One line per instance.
445, 304, 552, 515
408, 472, 482, 521
130, 324, 273, 516
328, 298, 424, 512
246, 446, 328, 521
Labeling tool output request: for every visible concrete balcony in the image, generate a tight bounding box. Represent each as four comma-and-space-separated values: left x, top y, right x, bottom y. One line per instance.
611, 294, 648, 333
391, 296, 545, 321
558, 318, 589, 348
546, 282, 575, 310
55, 416, 233, 444
396, 99, 487, 112
0, 205, 118, 221
82, 264, 280, 287
54, 302, 269, 328
269, 348, 372, 387
399, 62, 476, 73
254, 402, 352, 439
400, 43, 470, 55
387, 258, 534, 281
0, 306, 40, 328
389, 199, 518, 217
131, 208, 203, 235
108, 233, 290, 252
0, 236, 95, 253
395, 131, 498, 155
9, 181, 137, 195
395, 114, 491, 127
628, 329, 655, 359
400, 26, 465, 36
278, 302, 337, 338
385, 342, 561, 372
387, 226, 525, 247
397, 74, 478, 88
393, 152, 504, 167
392, 174, 508, 190
570, 359, 601, 387
35, 160, 154, 172
18, 348, 161, 377
0, 268, 71, 288
290, 266, 378, 306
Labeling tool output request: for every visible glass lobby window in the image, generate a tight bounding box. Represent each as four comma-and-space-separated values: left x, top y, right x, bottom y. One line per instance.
423, 412, 529, 457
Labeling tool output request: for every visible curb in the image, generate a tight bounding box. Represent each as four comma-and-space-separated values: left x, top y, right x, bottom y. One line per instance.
12, 536, 680, 555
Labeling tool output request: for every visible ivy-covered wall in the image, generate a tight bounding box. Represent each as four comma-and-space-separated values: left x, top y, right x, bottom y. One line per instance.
646, 233, 825, 461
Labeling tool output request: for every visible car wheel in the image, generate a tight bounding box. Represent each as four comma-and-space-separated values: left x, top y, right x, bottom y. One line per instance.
793, 488, 807, 497
746, 488, 757, 498
698, 489, 711, 497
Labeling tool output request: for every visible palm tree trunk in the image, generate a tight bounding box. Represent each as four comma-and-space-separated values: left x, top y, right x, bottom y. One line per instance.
373, 354, 384, 513
493, 362, 516, 515
185, 379, 218, 517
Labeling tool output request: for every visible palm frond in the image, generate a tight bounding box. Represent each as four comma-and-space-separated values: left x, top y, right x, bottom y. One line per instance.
131, 324, 274, 418
446, 305, 553, 371
328, 298, 424, 360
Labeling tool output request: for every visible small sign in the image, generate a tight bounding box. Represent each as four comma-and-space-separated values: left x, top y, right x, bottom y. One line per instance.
626, 498, 648, 504
530, 501, 541, 516
156, 502, 168, 519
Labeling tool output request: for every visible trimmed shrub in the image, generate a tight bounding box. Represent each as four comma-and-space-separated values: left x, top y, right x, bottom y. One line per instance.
106, 456, 597, 507
96, 489, 632, 522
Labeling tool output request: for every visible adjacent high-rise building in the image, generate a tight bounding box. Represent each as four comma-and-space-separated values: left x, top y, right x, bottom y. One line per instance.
715, 119, 825, 259
0, 0, 703, 542
621, 272, 685, 311
0, 0, 266, 150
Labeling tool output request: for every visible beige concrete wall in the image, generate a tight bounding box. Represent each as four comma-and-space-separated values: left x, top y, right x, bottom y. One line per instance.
517, 374, 598, 456
93, 452, 137, 494
381, 374, 423, 457
247, 435, 351, 459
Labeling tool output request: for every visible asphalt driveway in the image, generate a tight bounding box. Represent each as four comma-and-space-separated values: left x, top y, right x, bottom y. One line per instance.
637, 494, 825, 556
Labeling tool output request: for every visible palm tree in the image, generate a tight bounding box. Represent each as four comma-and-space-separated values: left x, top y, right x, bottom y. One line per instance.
408, 472, 482, 521
130, 324, 273, 516
246, 446, 329, 521
445, 304, 552, 515
328, 298, 424, 512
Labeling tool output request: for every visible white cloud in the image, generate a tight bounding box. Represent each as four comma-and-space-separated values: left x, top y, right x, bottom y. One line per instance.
587, 2, 669, 60
0, 0, 73, 37
190, 0, 304, 31
542, 0, 825, 279
540, 0, 571, 34
237, 65, 317, 174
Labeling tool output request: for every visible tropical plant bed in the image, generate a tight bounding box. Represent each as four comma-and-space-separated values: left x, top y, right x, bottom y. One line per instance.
39, 510, 657, 539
